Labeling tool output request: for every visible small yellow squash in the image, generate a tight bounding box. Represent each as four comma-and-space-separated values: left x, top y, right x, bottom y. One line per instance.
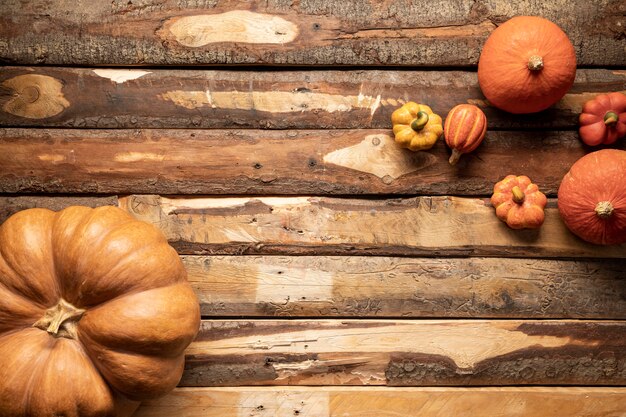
391, 102, 443, 151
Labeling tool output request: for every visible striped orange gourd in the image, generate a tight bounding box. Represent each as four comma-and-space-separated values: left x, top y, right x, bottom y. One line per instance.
444, 104, 487, 165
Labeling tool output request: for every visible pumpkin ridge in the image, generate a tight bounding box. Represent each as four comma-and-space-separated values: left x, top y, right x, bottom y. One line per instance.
0, 210, 60, 307
6, 329, 57, 417
453, 109, 469, 147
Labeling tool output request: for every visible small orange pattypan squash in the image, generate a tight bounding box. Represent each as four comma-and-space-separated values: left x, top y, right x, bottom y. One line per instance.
391, 102, 443, 151
579, 92, 626, 146
491, 175, 547, 229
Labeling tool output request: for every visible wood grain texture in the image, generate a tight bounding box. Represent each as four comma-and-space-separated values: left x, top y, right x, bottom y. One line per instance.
0, 196, 118, 224
120, 195, 626, 258
181, 319, 626, 386
3, 128, 623, 196
185, 256, 626, 319
0, 1, 624, 66
135, 387, 626, 417
1, 67, 624, 129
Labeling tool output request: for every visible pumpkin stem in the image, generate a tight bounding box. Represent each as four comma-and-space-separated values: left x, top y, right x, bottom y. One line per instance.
33, 299, 85, 339
410, 111, 429, 131
449, 149, 463, 165
604, 111, 619, 127
595, 201, 614, 219
527, 55, 544, 71
511, 186, 525, 204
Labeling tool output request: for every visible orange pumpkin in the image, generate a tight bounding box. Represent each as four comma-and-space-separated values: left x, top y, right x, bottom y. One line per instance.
478, 16, 577, 114
579, 92, 626, 146
491, 175, 547, 229
0, 206, 200, 417
558, 149, 626, 245
444, 104, 488, 165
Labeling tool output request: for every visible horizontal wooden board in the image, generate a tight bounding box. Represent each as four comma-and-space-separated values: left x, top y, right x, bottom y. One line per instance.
120, 195, 626, 259
1, 67, 624, 129
1, 1, 624, 66
181, 319, 626, 386
0, 195, 117, 224
136, 387, 626, 417
3, 128, 622, 196
185, 256, 626, 319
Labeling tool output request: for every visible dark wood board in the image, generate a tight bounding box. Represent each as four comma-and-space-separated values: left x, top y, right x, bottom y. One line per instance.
3, 128, 624, 196
0, 1, 624, 66
0, 67, 624, 129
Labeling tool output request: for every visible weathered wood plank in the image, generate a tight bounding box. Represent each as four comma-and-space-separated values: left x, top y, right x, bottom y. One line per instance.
120, 195, 626, 259
3, 129, 622, 196
0, 196, 118, 224
182, 320, 626, 386
1, 1, 624, 66
185, 256, 626, 319
136, 387, 626, 417
1, 67, 624, 129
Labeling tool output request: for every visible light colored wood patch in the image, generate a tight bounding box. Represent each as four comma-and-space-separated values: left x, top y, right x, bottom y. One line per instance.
323, 134, 427, 180
37, 154, 66, 163
188, 320, 573, 370
155, 196, 313, 215
114, 152, 166, 162
164, 11, 299, 47
2, 74, 69, 119
255, 263, 333, 304
237, 390, 329, 417
159, 90, 387, 115
92, 69, 152, 83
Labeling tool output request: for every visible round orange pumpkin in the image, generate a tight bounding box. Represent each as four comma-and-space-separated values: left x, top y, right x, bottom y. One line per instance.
477, 16, 577, 114
491, 175, 547, 229
0, 206, 200, 417
579, 92, 626, 146
444, 104, 487, 165
558, 149, 626, 245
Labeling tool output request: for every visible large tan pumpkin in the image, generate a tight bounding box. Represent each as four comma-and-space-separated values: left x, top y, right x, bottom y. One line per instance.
0, 206, 200, 417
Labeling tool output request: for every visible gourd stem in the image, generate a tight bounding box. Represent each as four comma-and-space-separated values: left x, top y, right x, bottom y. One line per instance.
595, 201, 614, 219
410, 111, 429, 131
511, 186, 525, 204
604, 111, 619, 126
449, 149, 462, 165
33, 299, 85, 339
527, 55, 544, 71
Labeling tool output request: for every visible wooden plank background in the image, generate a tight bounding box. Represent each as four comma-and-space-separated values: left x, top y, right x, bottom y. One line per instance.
1, 1, 625, 415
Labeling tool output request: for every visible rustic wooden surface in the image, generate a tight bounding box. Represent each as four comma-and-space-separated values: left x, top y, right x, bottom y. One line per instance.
135, 387, 626, 417
184, 256, 626, 318
2, 1, 626, 415
181, 319, 626, 386
1, 1, 624, 66
1, 67, 624, 129
3, 128, 626, 196
119, 195, 626, 258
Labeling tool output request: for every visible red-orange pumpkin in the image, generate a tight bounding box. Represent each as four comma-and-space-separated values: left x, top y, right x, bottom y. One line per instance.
558, 149, 626, 245
579, 92, 626, 146
477, 16, 577, 114
0, 206, 200, 417
444, 104, 488, 165
491, 175, 547, 229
